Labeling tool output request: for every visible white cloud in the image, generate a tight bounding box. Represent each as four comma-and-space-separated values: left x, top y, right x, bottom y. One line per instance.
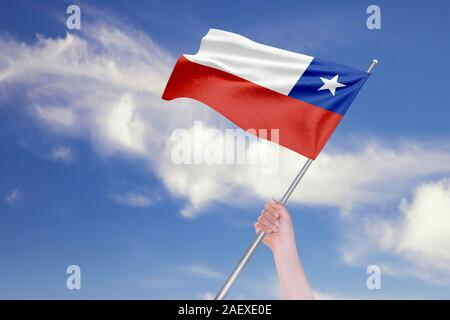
36, 106, 75, 128
49, 145, 75, 162
5, 188, 23, 207
187, 264, 222, 280
96, 94, 148, 155
342, 177, 450, 285
314, 290, 350, 300
1, 12, 450, 221
2, 8, 449, 300
199, 291, 215, 300
160, 131, 450, 217
397, 179, 450, 268
109, 191, 156, 208
0, 19, 210, 157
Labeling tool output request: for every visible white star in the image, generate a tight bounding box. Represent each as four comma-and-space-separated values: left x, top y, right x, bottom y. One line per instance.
318, 74, 346, 96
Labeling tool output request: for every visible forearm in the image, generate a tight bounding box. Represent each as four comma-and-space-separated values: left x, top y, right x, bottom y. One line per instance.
272, 241, 315, 300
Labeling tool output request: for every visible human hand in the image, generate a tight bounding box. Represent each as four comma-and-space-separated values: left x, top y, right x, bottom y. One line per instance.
254, 199, 296, 252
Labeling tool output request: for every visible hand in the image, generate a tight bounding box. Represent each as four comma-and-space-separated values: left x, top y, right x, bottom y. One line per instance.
254, 199, 296, 252
255, 199, 314, 300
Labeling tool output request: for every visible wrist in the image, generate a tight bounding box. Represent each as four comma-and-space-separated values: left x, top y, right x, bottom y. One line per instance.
271, 236, 297, 256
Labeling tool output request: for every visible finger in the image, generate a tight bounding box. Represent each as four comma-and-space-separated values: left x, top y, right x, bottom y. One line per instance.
270, 199, 287, 217
256, 219, 270, 233
263, 210, 280, 227
267, 205, 280, 219
266, 201, 280, 218
264, 202, 276, 214
268, 198, 280, 207
257, 216, 272, 233
261, 207, 277, 221
258, 215, 278, 233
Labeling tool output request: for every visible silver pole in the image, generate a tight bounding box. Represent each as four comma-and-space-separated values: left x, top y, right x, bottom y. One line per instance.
367, 59, 378, 74
214, 59, 378, 300
215, 158, 313, 300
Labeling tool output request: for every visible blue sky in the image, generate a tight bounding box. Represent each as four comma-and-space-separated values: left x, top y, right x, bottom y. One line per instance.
1, 0, 450, 299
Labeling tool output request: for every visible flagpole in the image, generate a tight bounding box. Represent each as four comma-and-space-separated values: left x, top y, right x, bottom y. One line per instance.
214, 59, 378, 300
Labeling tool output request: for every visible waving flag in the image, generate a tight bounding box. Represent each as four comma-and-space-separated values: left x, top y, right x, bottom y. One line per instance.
162, 29, 369, 159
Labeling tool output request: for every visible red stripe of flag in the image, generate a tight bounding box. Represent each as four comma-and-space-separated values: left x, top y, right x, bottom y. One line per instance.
162, 56, 342, 159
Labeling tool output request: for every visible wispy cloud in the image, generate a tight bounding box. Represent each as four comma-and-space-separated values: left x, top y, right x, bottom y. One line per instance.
198, 291, 215, 300
17, 140, 76, 164
36, 106, 75, 128
313, 290, 352, 300
5, 188, 23, 207
109, 190, 157, 208
48, 145, 75, 162
187, 264, 222, 280
159, 131, 450, 217
0, 8, 450, 288
1, 10, 450, 225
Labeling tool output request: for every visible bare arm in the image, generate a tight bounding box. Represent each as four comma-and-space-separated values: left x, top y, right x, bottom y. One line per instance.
255, 199, 315, 300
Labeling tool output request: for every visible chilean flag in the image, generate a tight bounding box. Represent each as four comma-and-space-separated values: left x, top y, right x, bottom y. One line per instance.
162, 29, 369, 159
